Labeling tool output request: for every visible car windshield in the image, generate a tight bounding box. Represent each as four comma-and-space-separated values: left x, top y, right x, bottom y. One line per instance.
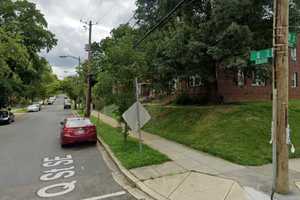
66, 118, 92, 128
0, 111, 8, 117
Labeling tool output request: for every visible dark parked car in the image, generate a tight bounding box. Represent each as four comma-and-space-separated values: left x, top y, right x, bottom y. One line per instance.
0, 109, 15, 124
64, 99, 71, 109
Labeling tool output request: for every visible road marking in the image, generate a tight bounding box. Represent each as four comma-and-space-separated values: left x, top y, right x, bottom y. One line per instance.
81, 191, 127, 200
37, 180, 77, 198
38, 155, 77, 198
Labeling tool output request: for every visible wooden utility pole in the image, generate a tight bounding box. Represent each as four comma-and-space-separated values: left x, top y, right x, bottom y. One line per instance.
85, 20, 92, 118
81, 20, 97, 117
273, 0, 290, 193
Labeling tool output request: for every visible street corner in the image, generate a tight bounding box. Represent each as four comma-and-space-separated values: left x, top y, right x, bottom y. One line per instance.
296, 182, 300, 190
138, 170, 251, 200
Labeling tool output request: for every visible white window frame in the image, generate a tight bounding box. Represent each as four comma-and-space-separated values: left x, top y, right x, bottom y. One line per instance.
237, 69, 245, 87
252, 71, 266, 87
292, 72, 298, 88
291, 48, 297, 61
189, 75, 203, 87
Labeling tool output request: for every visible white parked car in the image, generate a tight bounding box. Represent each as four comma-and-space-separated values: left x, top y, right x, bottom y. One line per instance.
47, 97, 56, 105
27, 104, 40, 112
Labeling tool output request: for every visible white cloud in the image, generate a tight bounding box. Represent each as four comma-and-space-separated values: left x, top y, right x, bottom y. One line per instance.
29, 0, 136, 79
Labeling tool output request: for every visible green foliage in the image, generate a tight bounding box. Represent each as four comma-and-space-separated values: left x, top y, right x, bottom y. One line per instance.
92, 25, 146, 117
60, 76, 85, 109
133, 0, 300, 101
0, 0, 57, 108
175, 93, 209, 105
91, 116, 170, 169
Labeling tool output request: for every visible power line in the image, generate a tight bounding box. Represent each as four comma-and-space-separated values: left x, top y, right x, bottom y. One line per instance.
133, 0, 192, 49
96, 3, 119, 25
125, 15, 135, 25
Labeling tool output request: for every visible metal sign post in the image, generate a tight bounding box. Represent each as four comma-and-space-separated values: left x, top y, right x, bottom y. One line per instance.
135, 78, 143, 152
122, 79, 151, 153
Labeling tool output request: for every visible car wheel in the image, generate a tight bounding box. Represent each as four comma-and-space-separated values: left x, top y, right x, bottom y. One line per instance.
61, 144, 67, 148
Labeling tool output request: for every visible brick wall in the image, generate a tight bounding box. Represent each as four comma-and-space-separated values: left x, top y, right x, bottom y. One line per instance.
217, 34, 300, 102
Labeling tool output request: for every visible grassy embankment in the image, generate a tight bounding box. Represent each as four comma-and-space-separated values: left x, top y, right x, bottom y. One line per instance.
142, 101, 300, 166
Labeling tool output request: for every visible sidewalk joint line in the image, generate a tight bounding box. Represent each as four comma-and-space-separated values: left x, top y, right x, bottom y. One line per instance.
223, 182, 235, 200
167, 172, 191, 198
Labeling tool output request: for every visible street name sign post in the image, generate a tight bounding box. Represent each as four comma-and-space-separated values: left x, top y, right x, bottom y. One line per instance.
289, 32, 297, 47
250, 33, 297, 65
250, 48, 273, 64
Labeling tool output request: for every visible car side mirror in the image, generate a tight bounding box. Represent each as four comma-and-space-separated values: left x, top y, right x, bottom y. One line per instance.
60, 121, 64, 126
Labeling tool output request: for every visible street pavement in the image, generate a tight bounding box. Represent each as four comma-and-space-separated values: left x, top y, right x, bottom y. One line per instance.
0, 95, 136, 200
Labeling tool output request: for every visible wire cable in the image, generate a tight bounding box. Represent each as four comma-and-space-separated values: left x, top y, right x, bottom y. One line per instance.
133, 0, 192, 49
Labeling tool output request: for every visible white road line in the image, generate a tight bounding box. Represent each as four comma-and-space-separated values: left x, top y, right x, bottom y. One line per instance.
81, 191, 127, 200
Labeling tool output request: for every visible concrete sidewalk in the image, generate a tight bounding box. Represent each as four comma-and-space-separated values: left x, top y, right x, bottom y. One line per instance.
91, 110, 300, 200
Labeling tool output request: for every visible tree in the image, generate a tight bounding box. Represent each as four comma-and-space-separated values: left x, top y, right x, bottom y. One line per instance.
92, 25, 146, 141
0, 0, 57, 107
134, 0, 300, 102
60, 76, 84, 109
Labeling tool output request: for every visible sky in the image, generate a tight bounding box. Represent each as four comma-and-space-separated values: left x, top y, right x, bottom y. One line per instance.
29, 0, 136, 79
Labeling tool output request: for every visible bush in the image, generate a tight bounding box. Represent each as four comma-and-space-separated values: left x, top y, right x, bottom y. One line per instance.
175, 93, 193, 105
175, 93, 209, 105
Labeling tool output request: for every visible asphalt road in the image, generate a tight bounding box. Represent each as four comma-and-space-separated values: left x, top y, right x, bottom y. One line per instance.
0, 96, 136, 200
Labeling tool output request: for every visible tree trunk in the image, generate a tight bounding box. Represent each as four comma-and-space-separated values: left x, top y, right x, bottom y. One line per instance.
74, 99, 77, 109
207, 62, 221, 103
123, 123, 129, 143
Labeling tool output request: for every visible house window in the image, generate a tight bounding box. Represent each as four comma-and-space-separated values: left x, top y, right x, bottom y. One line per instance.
173, 78, 179, 90
237, 70, 245, 87
292, 72, 298, 88
291, 48, 297, 61
189, 75, 203, 87
252, 71, 265, 87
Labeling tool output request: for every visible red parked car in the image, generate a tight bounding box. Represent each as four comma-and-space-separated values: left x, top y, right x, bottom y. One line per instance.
60, 117, 97, 147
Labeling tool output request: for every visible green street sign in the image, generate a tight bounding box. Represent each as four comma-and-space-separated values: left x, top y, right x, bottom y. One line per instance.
250, 48, 273, 61
250, 32, 297, 65
289, 32, 297, 47
255, 58, 269, 65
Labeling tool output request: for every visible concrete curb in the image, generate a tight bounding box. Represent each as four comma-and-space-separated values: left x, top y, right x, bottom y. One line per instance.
14, 112, 26, 119
96, 135, 169, 200
73, 110, 166, 199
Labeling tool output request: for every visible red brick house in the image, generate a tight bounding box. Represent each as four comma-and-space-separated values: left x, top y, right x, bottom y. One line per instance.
181, 34, 300, 102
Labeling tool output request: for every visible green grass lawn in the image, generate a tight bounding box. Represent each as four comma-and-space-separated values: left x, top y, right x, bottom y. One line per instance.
90, 117, 170, 169
101, 104, 119, 120
12, 107, 27, 113
143, 101, 300, 166
76, 109, 84, 116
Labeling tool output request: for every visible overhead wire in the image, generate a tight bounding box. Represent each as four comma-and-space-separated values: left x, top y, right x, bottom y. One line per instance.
133, 0, 192, 49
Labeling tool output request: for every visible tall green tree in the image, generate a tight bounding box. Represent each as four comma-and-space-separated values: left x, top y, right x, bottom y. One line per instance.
134, 0, 299, 101
92, 25, 146, 141
0, 0, 57, 107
